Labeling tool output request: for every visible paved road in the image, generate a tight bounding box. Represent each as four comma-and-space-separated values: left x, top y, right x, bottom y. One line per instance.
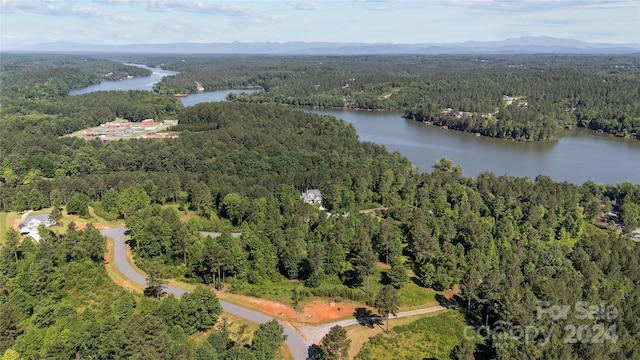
101, 227, 310, 360
298, 305, 448, 345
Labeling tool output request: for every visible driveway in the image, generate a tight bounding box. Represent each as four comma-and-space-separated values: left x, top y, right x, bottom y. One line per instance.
101, 227, 310, 360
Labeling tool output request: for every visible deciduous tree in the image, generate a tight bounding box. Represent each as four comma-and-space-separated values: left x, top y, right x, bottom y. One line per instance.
314, 325, 350, 360
180, 286, 222, 334
251, 319, 287, 360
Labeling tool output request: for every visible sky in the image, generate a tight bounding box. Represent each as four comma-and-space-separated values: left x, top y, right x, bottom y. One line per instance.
1, 0, 639, 45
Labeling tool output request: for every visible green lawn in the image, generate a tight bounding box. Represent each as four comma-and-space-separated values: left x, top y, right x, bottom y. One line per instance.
355, 310, 468, 360
228, 265, 437, 309
0, 212, 19, 246
1, 211, 41, 245
373, 265, 437, 308
229, 279, 302, 305
397, 281, 437, 308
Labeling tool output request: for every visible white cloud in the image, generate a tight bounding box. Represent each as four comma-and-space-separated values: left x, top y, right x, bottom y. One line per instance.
448, 0, 639, 13
364, 0, 427, 11
1, 0, 137, 23
0, 0, 56, 14
113, 15, 136, 22
288, 1, 322, 11
95, 1, 286, 25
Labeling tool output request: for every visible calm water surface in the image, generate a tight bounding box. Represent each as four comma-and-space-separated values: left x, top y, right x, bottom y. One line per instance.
69, 65, 640, 185
306, 109, 640, 185
177, 89, 260, 107
69, 64, 178, 95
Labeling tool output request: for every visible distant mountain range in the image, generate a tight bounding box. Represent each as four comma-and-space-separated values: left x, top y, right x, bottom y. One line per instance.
2, 36, 639, 55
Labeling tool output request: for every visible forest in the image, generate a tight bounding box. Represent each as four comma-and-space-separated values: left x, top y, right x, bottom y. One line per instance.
1, 54, 640, 360
129, 54, 640, 141
0, 223, 287, 359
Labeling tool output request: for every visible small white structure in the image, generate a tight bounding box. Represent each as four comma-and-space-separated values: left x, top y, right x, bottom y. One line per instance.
301, 189, 324, 209
20, 214, 56, 242
18, 224, 30, 235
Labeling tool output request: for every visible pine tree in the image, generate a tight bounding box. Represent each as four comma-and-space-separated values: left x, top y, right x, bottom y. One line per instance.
387, 257, 408, 289
375, 285, 401, 333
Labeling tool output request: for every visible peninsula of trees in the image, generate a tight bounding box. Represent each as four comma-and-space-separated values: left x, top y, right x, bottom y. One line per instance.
143, 54, 640, 141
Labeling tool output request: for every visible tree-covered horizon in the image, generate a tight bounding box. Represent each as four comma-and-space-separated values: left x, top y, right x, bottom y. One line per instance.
127, 53, 640, 141
1, 53, 639, 360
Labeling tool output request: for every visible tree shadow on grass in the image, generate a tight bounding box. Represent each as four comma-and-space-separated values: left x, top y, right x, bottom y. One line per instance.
380, 270, 392, 286
435, 293, 463, 308
410, 275, 423, 287
341, 269, 363, 288
353, 307, 382, 328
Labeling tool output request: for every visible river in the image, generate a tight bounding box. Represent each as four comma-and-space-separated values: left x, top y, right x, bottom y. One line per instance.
69, 64, 178, 95
70, 65, 640, 185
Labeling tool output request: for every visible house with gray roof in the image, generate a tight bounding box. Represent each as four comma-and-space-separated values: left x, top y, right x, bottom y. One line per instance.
301, 189, 324, 210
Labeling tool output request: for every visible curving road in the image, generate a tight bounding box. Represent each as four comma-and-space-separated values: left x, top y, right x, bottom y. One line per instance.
101, 227, 310, 360
101, 227, 451, 360
298, 305, 448, 346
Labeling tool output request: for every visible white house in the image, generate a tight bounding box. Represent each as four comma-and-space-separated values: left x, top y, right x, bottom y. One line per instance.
301, 189, 323, 208
18, 224, 30, 235
21, 214, 56, 242
26, 218, 42, 228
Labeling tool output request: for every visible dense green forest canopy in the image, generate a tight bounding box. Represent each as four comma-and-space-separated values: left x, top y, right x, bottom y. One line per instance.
139, 54, 640, 141
0, 54, 151, 101
0, 223, 286, 359
1, 53, 640, 360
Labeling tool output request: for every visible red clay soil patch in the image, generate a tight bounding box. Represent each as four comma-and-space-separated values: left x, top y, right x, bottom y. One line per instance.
219, 293, 360, 324
12, 216, 23, 230
223, 294, 298, 319
297, 300, 358, 323
74, 222, 106, 230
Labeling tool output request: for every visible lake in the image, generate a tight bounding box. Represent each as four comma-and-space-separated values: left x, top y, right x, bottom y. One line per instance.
69, 65, 640, 185
177, 89, 260, 107
305, 109, 640, 185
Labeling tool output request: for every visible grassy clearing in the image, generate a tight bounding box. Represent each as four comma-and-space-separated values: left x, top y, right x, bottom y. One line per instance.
63, 261, 128, 312
190, 313, 259, 346
0, 211, 22, 246
369, 265, 438, 308
227, 265, 437, 310
229, 279, 302, 305
354, 310, 467, 360
346, 309, 449, 359
397, 281, 437, 309
88, 205, 125, 227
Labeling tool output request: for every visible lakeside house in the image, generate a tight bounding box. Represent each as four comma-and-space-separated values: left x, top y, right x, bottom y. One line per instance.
301, 189, 324, 209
